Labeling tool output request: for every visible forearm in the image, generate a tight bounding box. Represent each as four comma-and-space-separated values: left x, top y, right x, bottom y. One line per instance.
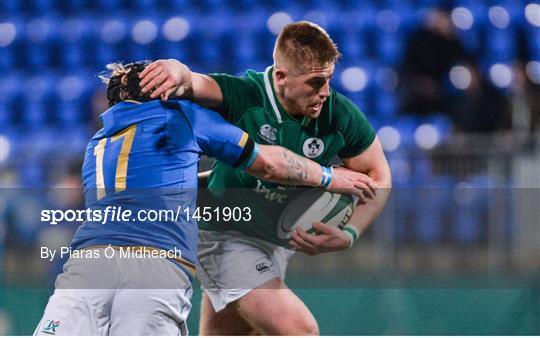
189, 72, 223, 107
171, 61, 223, 107
246, 145, 323, 186
348, 173, 391, 235
349, 187, 390, 235
340, 137, 392, 236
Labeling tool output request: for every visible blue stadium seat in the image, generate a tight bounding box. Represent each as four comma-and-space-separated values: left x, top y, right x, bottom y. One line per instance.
301, 3, 338, 29
0, 103, 8, 128
0, 73, 24, 127
18, 155, 45, 185
495, 2, 523, 27
453, 192, 483, 244
425, 114, 453, 141
24, 0, 54, 14
94, 43, 118, 69
375, 91, 398, 120
484, 28, 517, 62
60, 42, 85, 71
528, 27, 540, 60
458, 29, 481, 55
412, 150, 434, 180
57, 101, 81, 127
85, 0, 119, 12
414, 175, 454, 245
0, 0, 21, 13
392, 180, 416, 244
21, 75, 54, 127
455, 0, 488, 27
128, 0, 157, 13
9, 188, 44, 243
22, 15, 56, 59
251, 28, 276, 62
383, 2, 414, 29
53, 126, 91, 155
229, 33, 258, 70
164, 38, 195, 65
346, 92, 370, 113
189, 34, 222, 71
0, 74, 18, 101
51, 73, 89, 125
395, 116, 420, 148
377, 32, 404, 66
0, 34, 17, 72
340, 31, 369, 61
22, 99, 47, 128
388, 154, 413, 186
452, 175, 497, 245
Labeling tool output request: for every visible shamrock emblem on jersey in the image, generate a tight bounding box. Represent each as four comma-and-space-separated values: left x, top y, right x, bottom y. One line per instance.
258, 124, 277, 144
303, 137, 324, 158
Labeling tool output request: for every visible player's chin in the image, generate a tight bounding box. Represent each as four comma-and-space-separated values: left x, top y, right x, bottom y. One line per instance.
305, 108, 321, 119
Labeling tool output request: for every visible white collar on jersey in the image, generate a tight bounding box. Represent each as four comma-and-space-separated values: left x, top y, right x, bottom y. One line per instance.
264, 66, 283, 124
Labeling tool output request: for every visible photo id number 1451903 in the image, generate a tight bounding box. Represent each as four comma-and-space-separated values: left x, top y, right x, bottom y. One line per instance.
184, 206, 252, 222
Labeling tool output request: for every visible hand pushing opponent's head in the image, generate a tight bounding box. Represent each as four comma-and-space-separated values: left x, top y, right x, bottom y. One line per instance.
100, 61, 153, 107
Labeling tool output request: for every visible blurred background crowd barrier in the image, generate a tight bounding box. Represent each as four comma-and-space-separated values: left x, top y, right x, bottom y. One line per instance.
1, 0, 539, 335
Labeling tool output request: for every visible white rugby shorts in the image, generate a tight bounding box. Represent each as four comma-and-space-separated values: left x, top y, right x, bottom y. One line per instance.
34, 247, 192, 335
196, 230, 295, 312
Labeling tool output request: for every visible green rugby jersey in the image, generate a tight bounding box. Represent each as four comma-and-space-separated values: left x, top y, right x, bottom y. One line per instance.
199, 66, 376, 246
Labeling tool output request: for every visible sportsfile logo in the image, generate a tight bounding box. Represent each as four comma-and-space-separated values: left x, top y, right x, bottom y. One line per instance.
41, 319, 60, 335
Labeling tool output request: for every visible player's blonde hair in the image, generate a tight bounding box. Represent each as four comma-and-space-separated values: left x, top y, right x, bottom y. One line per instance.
98, 62, 131, 85
99, 61, 151, 107
273, 21, 341, 71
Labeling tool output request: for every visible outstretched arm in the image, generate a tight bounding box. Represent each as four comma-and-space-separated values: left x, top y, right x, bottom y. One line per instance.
187, 101, 377, 199
245, 144, 377, 197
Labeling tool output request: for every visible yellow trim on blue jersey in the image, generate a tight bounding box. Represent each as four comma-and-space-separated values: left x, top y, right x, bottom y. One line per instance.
238, 131, 249, 148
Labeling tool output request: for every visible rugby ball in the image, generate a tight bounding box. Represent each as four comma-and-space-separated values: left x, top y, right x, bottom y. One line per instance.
277, 188, 356, 240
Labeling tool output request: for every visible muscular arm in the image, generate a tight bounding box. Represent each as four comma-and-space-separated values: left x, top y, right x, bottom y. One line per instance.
139, 59, 223, 107
289, 136, 391, 255
341, 136, 392, 236
189, 72, 223, 108
245, 144, 378, 195
201, 143, 377, 197
246, 145, 320, 186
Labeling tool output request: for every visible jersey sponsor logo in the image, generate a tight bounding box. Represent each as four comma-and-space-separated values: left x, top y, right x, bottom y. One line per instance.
254, 256, 273, 273
258, 124, 277, 144
254, 179, 288, 203
41, 319, 60, 335
303, 138, 324, 158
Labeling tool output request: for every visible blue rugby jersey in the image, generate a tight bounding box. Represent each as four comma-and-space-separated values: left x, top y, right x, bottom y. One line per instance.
71, 99, 258, 277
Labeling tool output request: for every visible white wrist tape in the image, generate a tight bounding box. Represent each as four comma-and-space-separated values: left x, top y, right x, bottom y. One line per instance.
342, 224, 359, 248
319, 166, 334, 188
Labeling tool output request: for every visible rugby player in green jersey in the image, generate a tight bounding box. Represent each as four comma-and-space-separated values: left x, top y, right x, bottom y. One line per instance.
140, 21, 392, 335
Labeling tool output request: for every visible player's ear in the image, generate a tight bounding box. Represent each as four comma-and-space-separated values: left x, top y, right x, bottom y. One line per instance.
274, 67, 288, 87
